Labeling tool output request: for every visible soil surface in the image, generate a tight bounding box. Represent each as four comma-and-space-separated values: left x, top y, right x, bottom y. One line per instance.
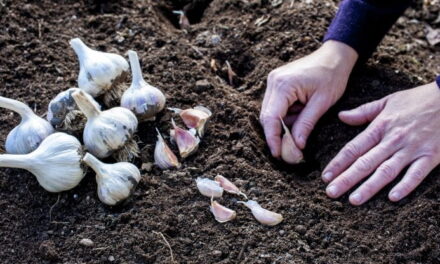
1, 0, 440, 263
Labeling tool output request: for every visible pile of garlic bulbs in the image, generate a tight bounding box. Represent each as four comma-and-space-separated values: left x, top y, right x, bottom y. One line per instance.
0, 38, 212, 206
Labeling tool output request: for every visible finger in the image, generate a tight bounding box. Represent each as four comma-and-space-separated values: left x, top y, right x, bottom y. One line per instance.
292, 95, 329, 149
322, 122, 384, 182
388, 156, 436, 202
283, 114, 299, 127
325, 141, 399, 199
261, 73, 275, 112
349, 151, 410, 205
339, 97, 387, 126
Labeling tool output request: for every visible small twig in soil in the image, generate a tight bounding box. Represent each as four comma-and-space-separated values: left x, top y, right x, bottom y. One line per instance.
49, 194, 60, 222
225, 60, 237, 86
153, 231, 176, 264
92, 246, 110, 251
237, 241, 248, 261
38, 20, 42, 39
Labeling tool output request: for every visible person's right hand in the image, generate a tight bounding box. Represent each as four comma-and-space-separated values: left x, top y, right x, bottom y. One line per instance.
260, 40, 358, 158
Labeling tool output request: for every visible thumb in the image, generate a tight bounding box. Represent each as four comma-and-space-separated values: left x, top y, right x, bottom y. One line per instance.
339, 97, 387, 126
292, 95, 329, 149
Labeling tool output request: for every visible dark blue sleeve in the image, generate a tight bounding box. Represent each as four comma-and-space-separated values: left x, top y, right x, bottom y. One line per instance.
323, 0, 411, 60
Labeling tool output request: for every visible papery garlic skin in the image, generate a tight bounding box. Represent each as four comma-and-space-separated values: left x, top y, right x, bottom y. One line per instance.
280, 118, 304, 164
196, 177, 223, 198
154, 128, 181, 169
83, 153, 141, 205
170, 119, 200, 158
210, 199, 236, 223
0, 133, 85, 192
70, 38, 129, 100
214, 175, 247, 199
239, 200, 283, 226
47, 88, 101, 132
169, 106, 212, 137
72, 90, 138, 160
121, 50, 166, 121
0, 96, 54, 154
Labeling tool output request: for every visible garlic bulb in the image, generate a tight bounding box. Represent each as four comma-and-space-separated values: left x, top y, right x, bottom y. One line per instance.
170, 119, 200, 158
154, 128, 181, 169
121, 50, 166, 121
214, 175, 247, 199
280, 118, 304, 164
0, 96, 54, 154
210, 198, 236, 223
70, 38, 129, 105
169, 106, 212, 137
238, 200, 283, 226
72, 90, 139, 161
83, 153, 141, 205
0, 133, 85, 192
47, 88, 101, 132
196, 177, 223, 198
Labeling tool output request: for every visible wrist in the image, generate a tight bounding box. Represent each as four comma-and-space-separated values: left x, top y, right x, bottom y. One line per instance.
318, 40, 359, 76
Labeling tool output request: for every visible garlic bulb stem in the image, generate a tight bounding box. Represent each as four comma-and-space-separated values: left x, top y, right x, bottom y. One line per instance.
0, 154, 29, 170
82, 153, 102, 175
0, 96, 34, 118
72, 90, 101, 119
128, 50, 144, 86
69, 38, 90, 62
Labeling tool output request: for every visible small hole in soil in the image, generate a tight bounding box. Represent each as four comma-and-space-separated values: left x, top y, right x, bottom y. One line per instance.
154, 0, 214, 29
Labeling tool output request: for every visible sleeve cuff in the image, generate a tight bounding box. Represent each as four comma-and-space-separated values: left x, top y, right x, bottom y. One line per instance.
436, 75, 440, 89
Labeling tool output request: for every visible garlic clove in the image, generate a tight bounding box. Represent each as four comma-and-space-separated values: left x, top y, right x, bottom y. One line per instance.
238, 200, 283, 226
196, 177, 223, 198
280, 118, 304, 164
69, 38, 129, 105
47, 88, 101, 132
121, 50, 166, 121
0, 133, 85, 192
170, 118, 200, 159
168, 106, 212, 137
0, 96, 54, 154
83, 153, 141, 206
214, 175, 247, 199
72, 90, 139, 161
210, 198, 236, 223
154, 128, 181, 169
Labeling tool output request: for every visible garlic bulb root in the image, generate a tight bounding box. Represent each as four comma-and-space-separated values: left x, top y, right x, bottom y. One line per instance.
238, 200, 283, 226
102, 71, 128, 107
0, 96, 54, 154
112, 137, 140, 162
196, 177, 223, 198
0, 133, 85, 192
280, 118, 304, 164
210, 197, 236, 223
154, 128, 181, 169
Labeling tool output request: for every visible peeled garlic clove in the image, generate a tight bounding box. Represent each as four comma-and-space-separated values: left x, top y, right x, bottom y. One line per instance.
280, 118, 304, 164
47, 88, 101, 132
70, 38, 129, 105
170, 119, 200, 158
83, 153, 141, 205
214, 175, 247, 199
121, 50, 166, 121
239, 200, 283, 226
0, 133, 85, 192
154, 128, 181, 169
72, 90, 139, 161
169, 106, 212, 137
0, 96, 54, 154
210, 199, 236, 223
196, 177, 223, 198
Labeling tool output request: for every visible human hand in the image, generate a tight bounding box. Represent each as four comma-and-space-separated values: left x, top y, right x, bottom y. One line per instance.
323, 81, 440, 205
260, 40, 358, 159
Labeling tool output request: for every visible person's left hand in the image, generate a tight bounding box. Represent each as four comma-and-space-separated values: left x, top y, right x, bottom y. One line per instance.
322, 81, 440, 205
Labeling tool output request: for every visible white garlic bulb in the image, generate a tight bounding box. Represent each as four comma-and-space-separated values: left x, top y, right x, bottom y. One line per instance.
0, 132, 85, 192
0, 96, 54, 154
72, 90, 139, 161
210, 198, 236, 223
280, 118, 304, 164
83, 153, 141, 205
121, 50, 166, 121
196, 177, 223, 198
170, 119, 200, 158
154, 128, 181, 169
238, 200, 283, 226
47, 88, 101, 132
169, 106, 212, 137
214, 175, 247, 199
69, 38, 129, 105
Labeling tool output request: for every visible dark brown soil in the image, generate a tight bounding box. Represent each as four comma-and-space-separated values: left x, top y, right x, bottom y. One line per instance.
1, 0, 440, 263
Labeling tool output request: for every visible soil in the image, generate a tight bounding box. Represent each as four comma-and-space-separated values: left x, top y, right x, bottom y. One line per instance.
1, 0, 440, 263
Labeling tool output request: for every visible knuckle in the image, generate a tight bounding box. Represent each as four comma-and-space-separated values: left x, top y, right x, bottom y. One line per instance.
343, 143, 361, 159
410, 168, 426, 182
339, 176, 353, 189
268, 70, 278, 81
354, 156, 373, 173
361, 182, 375, 197
299, 118, 314, 131
388, 130, 406, 146
377, 164, 396, 180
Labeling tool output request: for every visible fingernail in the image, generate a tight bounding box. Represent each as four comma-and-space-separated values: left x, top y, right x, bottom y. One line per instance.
350, 193, 363, 204
390, 191, 401, 201
326, 185, 338, 197
322, 172, 333, 182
